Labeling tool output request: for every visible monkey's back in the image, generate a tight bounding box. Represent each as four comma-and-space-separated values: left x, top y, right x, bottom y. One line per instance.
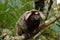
16, 12, 28, 35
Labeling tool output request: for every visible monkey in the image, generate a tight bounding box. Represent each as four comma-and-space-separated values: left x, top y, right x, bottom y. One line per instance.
16, 9, 45, 40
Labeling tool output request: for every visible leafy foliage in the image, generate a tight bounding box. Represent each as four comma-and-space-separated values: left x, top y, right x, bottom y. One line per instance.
0, 0, 34, 29
0, 0, 60, 40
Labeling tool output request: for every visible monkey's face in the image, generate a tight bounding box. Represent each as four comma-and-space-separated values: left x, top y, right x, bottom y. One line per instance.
29, 11, 40, 21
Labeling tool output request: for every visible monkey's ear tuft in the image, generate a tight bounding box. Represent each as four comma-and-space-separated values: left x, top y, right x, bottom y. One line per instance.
39, 12, 45, 20
24, 11, 32, 20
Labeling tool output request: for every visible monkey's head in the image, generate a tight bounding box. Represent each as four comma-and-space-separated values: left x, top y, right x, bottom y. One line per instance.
29, 10, 40, 21
24, 9, 45, 21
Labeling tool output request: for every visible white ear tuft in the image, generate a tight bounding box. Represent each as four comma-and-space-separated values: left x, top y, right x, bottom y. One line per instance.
39, 12, 45, 19
24, 11, 32, 20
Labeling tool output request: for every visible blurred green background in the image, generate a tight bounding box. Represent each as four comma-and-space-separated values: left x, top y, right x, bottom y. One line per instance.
0, 0, 60, 40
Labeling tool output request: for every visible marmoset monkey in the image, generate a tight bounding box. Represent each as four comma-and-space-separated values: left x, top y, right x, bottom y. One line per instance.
16, 9, 45, 40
